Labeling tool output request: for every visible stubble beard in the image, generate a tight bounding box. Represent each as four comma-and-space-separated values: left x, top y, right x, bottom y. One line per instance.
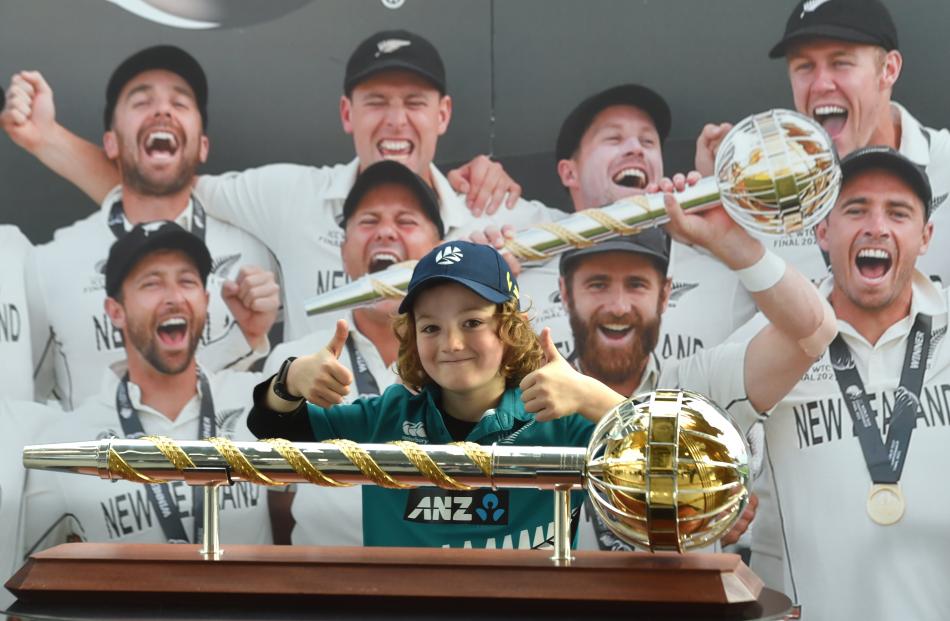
117, 128, 198, 197
124, 310, 205, 375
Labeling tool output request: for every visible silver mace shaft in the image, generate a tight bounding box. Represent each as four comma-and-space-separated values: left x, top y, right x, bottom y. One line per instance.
304, 109, 840, 316
304, 178, 721, 316
22, 438, 588, 489
24, 437, 589, 564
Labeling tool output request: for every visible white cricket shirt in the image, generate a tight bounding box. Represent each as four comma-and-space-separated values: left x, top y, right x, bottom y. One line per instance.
0, 399, 62, 612
22, 364, 271, 553
31, 188, 277, 409
263, 311, 399, 547
0, 226, 39, 401
745, 271, 950, 621
196, 159, 559, 340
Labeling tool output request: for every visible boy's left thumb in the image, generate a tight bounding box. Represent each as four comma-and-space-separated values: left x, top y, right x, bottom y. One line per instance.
540, 328, 560, 363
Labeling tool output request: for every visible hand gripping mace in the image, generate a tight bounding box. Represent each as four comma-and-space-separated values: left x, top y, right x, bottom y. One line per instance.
305, 109, 840, 315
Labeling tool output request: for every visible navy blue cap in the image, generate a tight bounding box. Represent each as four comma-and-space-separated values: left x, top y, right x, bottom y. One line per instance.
839, 146, 932, 218
105, 221, 211, 297
769, 0, 898, 59
559, 228, 671, 277
398, 241, 519, 314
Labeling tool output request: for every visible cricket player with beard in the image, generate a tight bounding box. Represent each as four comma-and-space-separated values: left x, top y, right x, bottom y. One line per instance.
474, 84, 755, 367
23, 222, 278, 552
2, 46, 279, 410
2, 31, 553, 342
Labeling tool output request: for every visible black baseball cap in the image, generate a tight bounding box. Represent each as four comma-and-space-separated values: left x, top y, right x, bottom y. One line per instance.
104, 45, 208, 130
839, 146, 932, 217
105, 221, 212, 297
769, 0, 898, 59
555, 84, 672, 162
559, 228, 671, 277
398, 241, 520, 314
342, 160, 445, 238
344, 30, 446, 95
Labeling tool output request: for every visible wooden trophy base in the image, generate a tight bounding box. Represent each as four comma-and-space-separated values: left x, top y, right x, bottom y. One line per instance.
7, 543, 778, 617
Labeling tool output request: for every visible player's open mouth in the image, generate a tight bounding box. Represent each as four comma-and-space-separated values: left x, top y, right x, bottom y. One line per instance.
368, 251, 403, 273
378, 139, 413, 160
855, 247, 892, 281
612, 167, 647, 189
598, 323, 633, 341
143, 130, 180, 160
156, 317, 188, 346
813, 105, 848, 138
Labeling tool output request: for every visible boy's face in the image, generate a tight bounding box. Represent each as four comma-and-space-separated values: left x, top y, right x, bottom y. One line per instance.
412, 282, 506, 398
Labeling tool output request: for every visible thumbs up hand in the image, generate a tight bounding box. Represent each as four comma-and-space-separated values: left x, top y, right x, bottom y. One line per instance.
520, 328, 627, 423
287, 319, 355, 408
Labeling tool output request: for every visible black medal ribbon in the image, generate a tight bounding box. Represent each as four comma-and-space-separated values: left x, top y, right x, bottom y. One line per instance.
108, 196, 207, 242
829, 314, 931, 484
115, 370, 217, 543
345, 332, 381, 397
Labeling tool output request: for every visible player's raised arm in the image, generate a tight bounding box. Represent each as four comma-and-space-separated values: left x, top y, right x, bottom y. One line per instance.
2, 70, 118, 203
661, 183, 836, 413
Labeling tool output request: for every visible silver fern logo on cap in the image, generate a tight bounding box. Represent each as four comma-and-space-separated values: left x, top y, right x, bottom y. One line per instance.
801, 0, 833, 18
375, 39, 411, 57
435, 245, 464, 266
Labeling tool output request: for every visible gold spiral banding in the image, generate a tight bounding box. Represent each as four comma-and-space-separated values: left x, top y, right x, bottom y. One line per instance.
144, 435, 196, 470
327, 439, 413, 490
540, 222, 594, 249
504, 238, 548, 261
263, 438, 351, 487
450, 442, 493, 479
107, 447, 166, 484
390, 441, 472, 491
370, 278, 407, 300
208, 437, 283, 487
584, 207, 643, 236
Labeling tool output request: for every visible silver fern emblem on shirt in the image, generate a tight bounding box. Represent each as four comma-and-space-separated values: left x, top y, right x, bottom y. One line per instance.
669, 282, 699, 303
216, 408, 244, 435
211, 254, 241, 279
435, 246, 463, 266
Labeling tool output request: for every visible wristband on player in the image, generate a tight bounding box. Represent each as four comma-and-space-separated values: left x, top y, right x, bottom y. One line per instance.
734, 250, 786, 292
272, 356, 303, 402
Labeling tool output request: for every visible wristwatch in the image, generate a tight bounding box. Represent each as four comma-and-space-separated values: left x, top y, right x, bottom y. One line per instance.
272, 356, 302, 402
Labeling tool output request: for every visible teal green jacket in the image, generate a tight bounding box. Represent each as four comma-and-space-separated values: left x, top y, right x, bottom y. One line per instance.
251, 382, 593, 548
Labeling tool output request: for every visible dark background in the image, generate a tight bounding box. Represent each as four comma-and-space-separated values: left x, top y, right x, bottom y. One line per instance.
2, 0, 948, 243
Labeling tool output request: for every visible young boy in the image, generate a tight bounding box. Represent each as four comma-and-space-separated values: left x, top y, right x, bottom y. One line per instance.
247, 241, 599, 549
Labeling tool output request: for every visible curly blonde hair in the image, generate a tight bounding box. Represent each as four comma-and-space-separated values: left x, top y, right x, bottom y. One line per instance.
393, 298, 544, 392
